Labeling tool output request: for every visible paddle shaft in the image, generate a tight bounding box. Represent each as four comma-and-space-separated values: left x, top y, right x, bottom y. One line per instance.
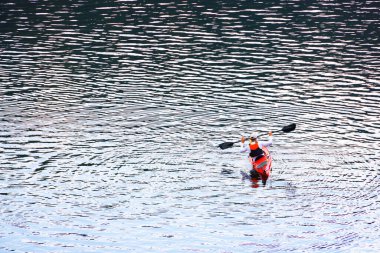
218, 123, 296, 150
231, 131, 274, 144
230, 126, 292, 143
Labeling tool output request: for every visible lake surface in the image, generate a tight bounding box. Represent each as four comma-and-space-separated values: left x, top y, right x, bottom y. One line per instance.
1, 0, 379, 252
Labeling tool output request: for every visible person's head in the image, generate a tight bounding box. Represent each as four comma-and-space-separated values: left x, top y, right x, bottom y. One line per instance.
250, 132, 258, 142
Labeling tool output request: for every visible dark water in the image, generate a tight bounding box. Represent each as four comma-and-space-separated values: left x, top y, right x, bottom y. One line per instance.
1, 0, 379, 252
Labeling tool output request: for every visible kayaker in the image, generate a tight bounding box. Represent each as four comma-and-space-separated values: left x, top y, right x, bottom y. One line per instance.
240, 131, 273, 160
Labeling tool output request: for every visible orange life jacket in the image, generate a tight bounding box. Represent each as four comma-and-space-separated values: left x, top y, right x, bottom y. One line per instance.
249, 141, 259, 151
249, 140, 264, 157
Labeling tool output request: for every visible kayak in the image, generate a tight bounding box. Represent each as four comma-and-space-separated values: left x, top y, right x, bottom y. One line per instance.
242, 146, 272, 186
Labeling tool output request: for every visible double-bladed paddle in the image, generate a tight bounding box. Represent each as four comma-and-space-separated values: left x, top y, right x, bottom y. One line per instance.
218, 123, 296, 150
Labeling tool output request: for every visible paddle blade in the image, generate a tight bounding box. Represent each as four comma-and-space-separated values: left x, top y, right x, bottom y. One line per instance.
282, 123, 296, 133
218, 142, 235, 150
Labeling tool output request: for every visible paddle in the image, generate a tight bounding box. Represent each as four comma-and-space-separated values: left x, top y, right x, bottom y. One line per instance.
218, 123, 296, 150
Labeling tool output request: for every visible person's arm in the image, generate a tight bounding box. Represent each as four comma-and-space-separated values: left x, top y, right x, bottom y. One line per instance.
240, 136, 249, 153
260, 131, 273, 147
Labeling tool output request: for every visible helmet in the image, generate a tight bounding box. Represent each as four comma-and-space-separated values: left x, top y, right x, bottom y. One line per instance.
250, 132, 259, 139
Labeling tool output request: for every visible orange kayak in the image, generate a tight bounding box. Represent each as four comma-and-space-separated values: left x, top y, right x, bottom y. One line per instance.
248, 146, 272, 185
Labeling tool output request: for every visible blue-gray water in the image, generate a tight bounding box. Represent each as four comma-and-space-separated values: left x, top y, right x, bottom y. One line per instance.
1, 0, 379, 252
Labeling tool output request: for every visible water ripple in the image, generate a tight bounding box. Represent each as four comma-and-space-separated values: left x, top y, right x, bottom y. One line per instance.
1, 0, 380, 252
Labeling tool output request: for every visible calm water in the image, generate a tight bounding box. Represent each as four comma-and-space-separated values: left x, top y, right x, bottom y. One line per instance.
1, 0, 379, 252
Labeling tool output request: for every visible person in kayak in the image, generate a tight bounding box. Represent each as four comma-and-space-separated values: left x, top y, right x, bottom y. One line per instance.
241, 131, 273, 179
240, 131, 273, 159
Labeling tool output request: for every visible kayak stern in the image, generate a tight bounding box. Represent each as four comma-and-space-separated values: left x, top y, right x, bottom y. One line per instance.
248, 146, 272, 185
